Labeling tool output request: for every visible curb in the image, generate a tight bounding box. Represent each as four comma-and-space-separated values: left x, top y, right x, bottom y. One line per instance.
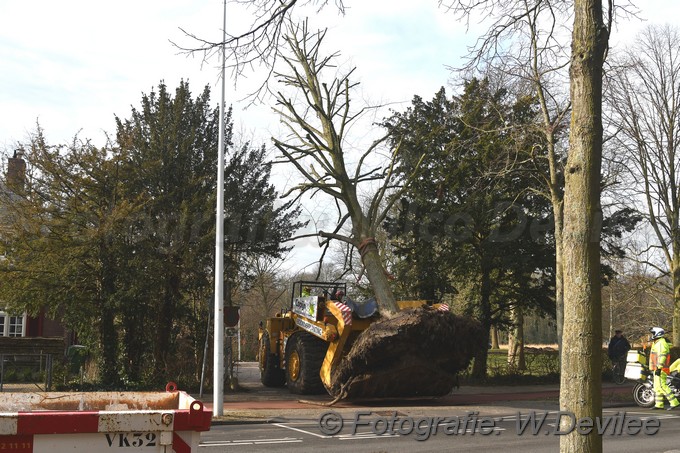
205, 385, 635, 425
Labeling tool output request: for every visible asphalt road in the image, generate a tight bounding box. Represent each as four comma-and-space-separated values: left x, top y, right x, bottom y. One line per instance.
197, 362, 674, 452
200, 405, 680, 453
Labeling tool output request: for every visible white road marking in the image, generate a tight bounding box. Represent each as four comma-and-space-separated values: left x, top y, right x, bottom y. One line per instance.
200, 437, 302, 447
272, 422, 332, 438
337, 432, 400, 441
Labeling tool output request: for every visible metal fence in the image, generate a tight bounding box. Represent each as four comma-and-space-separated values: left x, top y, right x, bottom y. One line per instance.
0, 353, 55, 391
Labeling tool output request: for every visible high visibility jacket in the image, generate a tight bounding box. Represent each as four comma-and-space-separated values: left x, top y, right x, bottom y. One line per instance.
650, 338, 671, 373
671, 358, 680, 374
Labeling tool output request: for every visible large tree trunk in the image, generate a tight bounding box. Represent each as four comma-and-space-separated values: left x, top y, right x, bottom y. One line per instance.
553, 205, 564, 359
508, 305, 526, 371
673, 255, 680, 347
359, 240, 398, 313
99, 303, 119, 386
122, 309, 143, 382
352, 201, 399, 314
99, 243, 120, 386
471, 260, 492, 379
560, 1, 607, 452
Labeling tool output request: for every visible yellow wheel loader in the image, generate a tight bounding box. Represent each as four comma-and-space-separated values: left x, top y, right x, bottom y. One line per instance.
257, 280, 470, 398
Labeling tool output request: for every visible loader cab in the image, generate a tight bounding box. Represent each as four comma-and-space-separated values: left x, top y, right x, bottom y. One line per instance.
290, 280, 347, 307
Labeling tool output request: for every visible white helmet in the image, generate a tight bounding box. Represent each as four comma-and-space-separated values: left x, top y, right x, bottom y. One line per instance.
649, 327, 665, 340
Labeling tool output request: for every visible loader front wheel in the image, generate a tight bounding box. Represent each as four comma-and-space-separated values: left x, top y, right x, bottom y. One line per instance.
285, 332, 328, 394
259, 331, 285, 387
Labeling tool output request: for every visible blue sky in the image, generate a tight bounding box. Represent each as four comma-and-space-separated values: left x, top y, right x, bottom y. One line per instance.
1, 1, 674, 149
1, 0, 677, 269
0, 1, 474, 150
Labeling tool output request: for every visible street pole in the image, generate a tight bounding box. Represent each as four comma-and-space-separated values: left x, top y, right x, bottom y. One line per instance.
199, 308, 211, 399
237, 318, 241, 362
213, 0, 227, 417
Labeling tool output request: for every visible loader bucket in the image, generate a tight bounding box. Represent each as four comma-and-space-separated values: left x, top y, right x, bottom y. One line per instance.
327, 306, 484, 400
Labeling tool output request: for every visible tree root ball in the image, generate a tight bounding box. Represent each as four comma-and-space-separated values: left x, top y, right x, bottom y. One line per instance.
328, 306, 484, 400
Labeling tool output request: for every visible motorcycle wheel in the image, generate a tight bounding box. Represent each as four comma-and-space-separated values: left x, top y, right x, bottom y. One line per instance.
632, 382, 655, 408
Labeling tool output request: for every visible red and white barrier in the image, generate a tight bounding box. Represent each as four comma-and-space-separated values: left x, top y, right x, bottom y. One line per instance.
0, 383, 211, 452
333, 301, 353, 326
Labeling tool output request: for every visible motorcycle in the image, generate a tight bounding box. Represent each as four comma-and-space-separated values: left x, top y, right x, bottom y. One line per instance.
625, 350, 680, 408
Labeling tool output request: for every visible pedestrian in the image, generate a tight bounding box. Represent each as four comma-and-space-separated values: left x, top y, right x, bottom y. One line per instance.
608, 329, 631, 383
648, 327, 680, 410
607, 329, 631, 362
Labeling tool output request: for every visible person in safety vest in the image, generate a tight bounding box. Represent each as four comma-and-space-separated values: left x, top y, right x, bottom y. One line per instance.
648, 327, 680, 410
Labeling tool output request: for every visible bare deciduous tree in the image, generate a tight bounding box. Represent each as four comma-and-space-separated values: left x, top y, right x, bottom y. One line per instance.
507, 1, 570, 356
461, 0, 572, 361
244, 255, 291, 318
607, 24, 680, 346
444, 1, 613, 451
603, 246, 674, 344
174, 0, 345, 101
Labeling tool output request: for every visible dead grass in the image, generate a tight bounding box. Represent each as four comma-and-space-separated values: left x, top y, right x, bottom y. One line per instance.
494, 344, 559, 350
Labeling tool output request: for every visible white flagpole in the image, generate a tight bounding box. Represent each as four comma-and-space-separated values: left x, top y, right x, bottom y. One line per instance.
213, 0, 227, 417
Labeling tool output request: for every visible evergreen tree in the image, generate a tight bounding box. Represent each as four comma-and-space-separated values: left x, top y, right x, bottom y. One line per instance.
114, 80, 304, 383
0, 80, 303, 387
0, 131, 135, 385
384, 80, 555, 378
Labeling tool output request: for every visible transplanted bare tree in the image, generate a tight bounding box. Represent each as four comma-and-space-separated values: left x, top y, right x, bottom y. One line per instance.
263, 23, 484, 400
271, 21, 418, 313
607, 24, 680, 346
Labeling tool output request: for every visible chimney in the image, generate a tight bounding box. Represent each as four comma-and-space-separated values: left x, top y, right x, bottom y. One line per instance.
7, 151, 26, 191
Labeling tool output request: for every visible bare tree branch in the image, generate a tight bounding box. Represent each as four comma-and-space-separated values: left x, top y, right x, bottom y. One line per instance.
268, 20, 427, 311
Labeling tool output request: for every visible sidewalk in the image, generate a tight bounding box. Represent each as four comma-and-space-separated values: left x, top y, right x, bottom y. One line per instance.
198, 362, 635, 424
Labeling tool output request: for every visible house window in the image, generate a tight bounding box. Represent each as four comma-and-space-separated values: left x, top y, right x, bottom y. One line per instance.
0, 312, 26, 337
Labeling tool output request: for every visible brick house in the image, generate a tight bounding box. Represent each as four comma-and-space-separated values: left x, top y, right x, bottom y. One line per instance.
0, 153, 73, 343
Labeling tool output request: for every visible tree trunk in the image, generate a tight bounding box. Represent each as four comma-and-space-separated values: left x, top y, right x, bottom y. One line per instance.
100, 304, 119, 386
471, 260, 492, 379
358, 237, 398, 313
99, 243, 119, 386
673, 256, 680, 347
490, 326, 500, 349
471, 324, 491, 380
553, 204, 564, 360
122, 309, 143, 382
153, 263, 180, 381
560, 1, 606, 452
508, 305, 526, 371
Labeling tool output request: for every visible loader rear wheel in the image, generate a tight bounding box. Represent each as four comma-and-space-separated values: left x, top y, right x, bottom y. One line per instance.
285, 332, 328, 395
259, 331, 285, 387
